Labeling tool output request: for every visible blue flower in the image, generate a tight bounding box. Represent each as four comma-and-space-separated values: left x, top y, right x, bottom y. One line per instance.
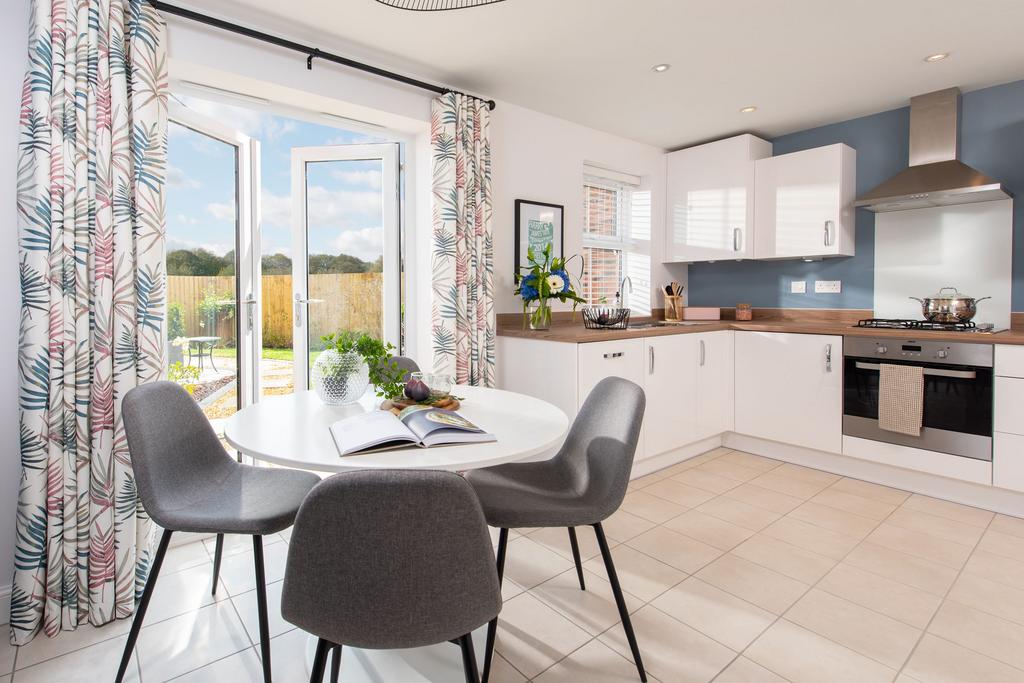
518, 274, 540, 301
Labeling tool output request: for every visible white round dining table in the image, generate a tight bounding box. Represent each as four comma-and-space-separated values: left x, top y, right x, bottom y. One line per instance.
224, 384, 569, 472
223, 384, 570, 682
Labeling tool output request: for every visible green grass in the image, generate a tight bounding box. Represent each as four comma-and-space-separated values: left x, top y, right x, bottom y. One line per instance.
211, 347, 295, 361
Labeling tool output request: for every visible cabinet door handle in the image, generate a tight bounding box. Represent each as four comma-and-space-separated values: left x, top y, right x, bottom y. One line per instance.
824, 220, 835, 247
733, 227, 742, 252
649, 346, 655, 374
825, 343, 833, 372
699, 339, 706, 366
603, 352, 624, 359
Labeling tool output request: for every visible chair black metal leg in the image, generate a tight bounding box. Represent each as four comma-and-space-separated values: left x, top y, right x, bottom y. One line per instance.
330, 644, 341, 683
116, 529, 173, 683
253, 535, 273, 683
567, 527, 586, 590
482, 528, 509, 683
594, 522, 646, 682
211, 533, 224, 595
309, 638, 329, 683
494, 528, 509, 585
459, 633, 480, 683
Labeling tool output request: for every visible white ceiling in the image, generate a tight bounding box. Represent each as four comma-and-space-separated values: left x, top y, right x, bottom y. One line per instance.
193, 0, 1024, 149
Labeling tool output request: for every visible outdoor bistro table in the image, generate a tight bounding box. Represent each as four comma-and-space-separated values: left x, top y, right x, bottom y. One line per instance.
184, 336, 221, 372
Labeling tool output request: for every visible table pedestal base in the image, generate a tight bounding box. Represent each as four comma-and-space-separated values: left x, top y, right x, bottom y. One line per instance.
304, 623, 488, 681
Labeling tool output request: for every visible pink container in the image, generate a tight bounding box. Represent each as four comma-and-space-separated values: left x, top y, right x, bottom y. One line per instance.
682, 307, 722, 321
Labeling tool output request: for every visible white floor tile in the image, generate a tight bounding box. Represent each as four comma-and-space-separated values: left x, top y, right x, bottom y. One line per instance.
136, 601, 252, 680
15, 621, 131, 670
217, 539, 291, 596
533, 639, 645, 682
230, 579, 296, 643
14, 635, 139, 683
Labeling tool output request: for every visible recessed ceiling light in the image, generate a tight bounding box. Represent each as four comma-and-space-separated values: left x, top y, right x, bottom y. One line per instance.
651, 63, 671, 73
924, 52, 950, 63
740, 105, 757, 113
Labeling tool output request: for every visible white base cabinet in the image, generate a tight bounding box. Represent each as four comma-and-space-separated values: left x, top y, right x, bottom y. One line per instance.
496, 332, 734, 464
753, 143, 856, 260
993, 347, 1024, 492
734, 331, 843, 453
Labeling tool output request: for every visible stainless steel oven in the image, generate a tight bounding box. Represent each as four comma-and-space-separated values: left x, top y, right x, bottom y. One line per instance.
842, 338, 993, 460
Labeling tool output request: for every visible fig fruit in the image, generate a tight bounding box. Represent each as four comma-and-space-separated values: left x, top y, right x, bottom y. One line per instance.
405, 378, 430, 402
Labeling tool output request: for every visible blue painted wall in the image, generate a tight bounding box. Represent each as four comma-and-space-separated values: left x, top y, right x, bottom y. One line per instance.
687, 79, 1024, 311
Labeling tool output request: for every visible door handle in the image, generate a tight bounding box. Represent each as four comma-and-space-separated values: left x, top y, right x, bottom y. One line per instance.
824, 220, 835, 247
700, 339, 706, 366
649, 346, 655, 374
733, 228, 742, 252
293, 293, 323, 327
603, 352, 624, 359
854, 361, 977, 379
825, 343, 833, 372
242, 296, 257, 331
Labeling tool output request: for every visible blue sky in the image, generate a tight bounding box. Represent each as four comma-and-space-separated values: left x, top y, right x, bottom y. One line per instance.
166, 95, 388, 262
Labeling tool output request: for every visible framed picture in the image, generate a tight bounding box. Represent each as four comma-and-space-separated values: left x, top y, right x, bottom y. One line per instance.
514, 199, 564, 274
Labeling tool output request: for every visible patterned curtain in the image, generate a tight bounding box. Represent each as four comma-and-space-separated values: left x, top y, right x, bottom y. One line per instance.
13, 0, 168, 645
430, 92, 495, 386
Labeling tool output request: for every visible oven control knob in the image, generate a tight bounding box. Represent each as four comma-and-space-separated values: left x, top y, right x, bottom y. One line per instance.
936, 350, 948, 359
876, 345, 888, 354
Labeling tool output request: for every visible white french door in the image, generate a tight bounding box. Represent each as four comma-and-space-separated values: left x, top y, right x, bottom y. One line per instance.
168, 103, 263, 413
290, 144, 401, 391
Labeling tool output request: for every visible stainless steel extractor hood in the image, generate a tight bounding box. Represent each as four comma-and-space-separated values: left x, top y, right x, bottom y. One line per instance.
855, 87, 1012, 212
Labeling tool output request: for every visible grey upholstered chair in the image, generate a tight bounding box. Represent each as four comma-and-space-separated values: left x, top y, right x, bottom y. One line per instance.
281, 469, 501, 683
116, 382, 320, 683
465, 376, 647, 682
390, 354, 420, 381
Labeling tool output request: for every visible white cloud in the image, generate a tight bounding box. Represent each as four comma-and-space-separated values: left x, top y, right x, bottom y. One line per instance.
206, 202, 236, 222
331, 169, 382, 190
259, 185, 381, 230
167, 165, 200, 189
174, 213, 198, 225
166, 237, 234, 256
331, 227, 383, 262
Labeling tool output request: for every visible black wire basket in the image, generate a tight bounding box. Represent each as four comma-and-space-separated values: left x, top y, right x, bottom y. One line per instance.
582, 306, 631, 330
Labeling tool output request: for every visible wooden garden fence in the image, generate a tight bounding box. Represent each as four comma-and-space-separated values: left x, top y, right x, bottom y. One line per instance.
167, 273, 383, 348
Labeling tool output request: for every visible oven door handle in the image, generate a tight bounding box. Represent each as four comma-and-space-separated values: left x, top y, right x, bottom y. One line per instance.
853, 361, 977, 379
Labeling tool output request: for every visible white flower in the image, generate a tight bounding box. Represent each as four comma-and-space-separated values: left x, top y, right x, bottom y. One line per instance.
547, 274, 566, 292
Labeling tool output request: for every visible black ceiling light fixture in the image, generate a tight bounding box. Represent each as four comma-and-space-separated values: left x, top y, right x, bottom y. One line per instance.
374, 0, 507, 10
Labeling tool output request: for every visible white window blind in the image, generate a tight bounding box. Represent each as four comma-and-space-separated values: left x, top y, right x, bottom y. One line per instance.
582, 168, 651, 314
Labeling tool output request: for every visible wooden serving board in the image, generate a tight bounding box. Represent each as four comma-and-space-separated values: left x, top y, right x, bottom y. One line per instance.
382, 396, 461, 415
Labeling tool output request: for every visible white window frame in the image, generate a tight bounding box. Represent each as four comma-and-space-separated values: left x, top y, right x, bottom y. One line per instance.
582, 169, 652, 315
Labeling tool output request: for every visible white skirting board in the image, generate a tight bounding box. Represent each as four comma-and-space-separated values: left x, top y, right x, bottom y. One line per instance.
631, 435, 724, 479
723, 432, 1024, 517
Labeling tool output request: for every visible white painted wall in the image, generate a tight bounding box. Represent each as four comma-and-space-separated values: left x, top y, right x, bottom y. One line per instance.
0, 0, 31, 611
490, 102, 686, 314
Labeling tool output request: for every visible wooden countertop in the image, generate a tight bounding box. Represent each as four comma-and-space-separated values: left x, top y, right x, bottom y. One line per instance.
497, 319, 1024, 345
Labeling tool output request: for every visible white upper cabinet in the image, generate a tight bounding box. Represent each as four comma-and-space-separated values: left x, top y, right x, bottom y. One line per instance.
753, 143, 857, 259
664, 134, 772, 263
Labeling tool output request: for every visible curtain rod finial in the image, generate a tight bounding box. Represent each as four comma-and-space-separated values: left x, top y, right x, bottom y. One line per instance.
307, 48, 320, 70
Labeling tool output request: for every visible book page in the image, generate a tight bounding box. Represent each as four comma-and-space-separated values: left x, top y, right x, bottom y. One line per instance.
330, 410, 418, 456
399, 407, 495, 448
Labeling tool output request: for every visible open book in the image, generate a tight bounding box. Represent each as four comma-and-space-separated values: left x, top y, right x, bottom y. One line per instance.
330, 405, 496, 456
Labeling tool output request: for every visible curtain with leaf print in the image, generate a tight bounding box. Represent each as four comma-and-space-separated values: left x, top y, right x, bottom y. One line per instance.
13, 0, 168, 645
430, 92, 495, 386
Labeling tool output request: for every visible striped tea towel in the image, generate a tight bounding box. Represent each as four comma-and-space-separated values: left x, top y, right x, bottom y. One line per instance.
878, 363, 924, 436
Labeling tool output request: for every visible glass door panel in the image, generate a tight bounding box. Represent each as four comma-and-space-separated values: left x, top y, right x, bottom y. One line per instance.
291, 144, 400, 391
166, 103, 260, 436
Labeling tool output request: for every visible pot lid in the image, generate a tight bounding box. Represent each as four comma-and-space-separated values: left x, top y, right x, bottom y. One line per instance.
924, 286, 972, 299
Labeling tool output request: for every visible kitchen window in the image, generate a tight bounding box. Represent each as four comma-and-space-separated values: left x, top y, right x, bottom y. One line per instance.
581, 166, 651, 315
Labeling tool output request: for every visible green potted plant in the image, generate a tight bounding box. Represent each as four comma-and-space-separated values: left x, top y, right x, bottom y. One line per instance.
314, 331, 406, 405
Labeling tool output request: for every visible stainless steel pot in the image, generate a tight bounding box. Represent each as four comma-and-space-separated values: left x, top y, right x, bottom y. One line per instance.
910, 286, 991, 323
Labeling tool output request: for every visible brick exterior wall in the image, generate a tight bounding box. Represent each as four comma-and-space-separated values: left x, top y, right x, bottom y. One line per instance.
583, 184, 622, 304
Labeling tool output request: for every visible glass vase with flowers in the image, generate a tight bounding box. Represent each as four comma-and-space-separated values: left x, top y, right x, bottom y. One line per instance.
514, 244, 586, 330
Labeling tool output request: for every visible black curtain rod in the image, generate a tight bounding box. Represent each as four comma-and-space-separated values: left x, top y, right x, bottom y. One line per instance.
148, 0, 497, 110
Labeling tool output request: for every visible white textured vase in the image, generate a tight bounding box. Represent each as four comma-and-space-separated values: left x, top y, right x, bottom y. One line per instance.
311, 349, 369, 405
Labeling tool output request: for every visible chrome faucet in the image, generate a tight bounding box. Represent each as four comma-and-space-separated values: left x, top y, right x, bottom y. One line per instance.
617, 276, 633, 309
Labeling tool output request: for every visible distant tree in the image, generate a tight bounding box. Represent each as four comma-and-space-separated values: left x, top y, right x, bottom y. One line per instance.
218, 250, 236, 276
166, 248, 228, 276
261, 253, 292, 275
367, 256, 384, 273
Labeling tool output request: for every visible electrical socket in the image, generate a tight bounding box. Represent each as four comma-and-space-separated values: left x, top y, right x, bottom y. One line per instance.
791, 281, 807, 294
815, 280, 842, 294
